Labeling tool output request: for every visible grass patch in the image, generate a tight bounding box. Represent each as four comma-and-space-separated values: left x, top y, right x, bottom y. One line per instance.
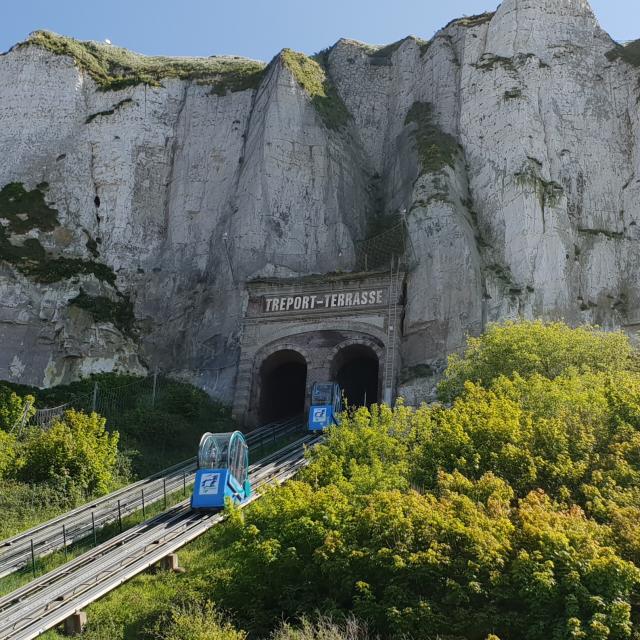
606, 39, 640, 68
20, 30, 266, 94
404, 102, 458, 174
69, 289, 135, 334
280, 49, 351, 130
0, 481, 192, 597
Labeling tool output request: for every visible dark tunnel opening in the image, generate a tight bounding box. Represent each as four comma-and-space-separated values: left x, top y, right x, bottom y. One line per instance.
332, 344, 379, 408
259, 350, 307, 424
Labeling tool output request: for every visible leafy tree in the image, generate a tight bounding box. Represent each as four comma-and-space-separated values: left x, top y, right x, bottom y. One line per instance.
0, 383, 35, 430
0, 429, 17, 478
501, 491, 639, 640
438, 321, 633, 401
199, 355, 640, 639
19, 409, 119, 495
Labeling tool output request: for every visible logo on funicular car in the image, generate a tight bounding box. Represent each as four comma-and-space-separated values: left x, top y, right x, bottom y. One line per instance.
199, 472, 221, 495
312, 407, 328, 422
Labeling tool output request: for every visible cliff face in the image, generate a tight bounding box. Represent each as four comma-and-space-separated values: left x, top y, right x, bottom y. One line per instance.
1, 0, 638, 402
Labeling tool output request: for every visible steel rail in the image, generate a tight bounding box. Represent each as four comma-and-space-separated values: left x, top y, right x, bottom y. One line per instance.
0, 434, 318, 640
0, 416, 303, 578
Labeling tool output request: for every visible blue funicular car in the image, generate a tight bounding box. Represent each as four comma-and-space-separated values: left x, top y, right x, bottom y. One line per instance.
308, 381, 342, 431
191, 430, 251, 509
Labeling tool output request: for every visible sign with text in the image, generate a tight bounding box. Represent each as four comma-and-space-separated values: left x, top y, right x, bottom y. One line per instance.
263, 289, 385, 313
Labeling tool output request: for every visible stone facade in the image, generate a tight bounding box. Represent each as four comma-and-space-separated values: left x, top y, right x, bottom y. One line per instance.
233, 272, 403, 426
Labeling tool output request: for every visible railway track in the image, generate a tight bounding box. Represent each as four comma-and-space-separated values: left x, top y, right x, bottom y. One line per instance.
0, 434, 318, 640
0, 416, 303, 579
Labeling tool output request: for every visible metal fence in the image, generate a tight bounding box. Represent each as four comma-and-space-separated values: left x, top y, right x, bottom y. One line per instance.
26, 374, 163, 430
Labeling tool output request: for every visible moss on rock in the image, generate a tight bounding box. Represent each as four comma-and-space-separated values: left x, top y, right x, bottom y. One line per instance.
400, 364, 435, 384
404, 102, 458, 174
20, 30, 266, 94
0, 182, 117, 285
280, 49, 351, 130
85, 98, 133, 123
0, 182, 59, 233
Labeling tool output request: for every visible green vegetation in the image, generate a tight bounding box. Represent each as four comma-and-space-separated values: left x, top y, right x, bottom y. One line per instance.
503, 87, 522, 100
399, 363, 434, 384
39, 320, 640, 640
514, 168, 564, 210
85, 98, 133, 124
438, 319, 633, 401
606, 39, 640, 68
280, 49, 351, 130
20, 255, 117, 285
19, 410, 119, 494
0, 408, 122, 538
0, 384, 35, 430
578, 227, 625, 240
474, 54, 517, 72
0, 182, 118, 285
404, 101, 458, 174
70, 289, 135, 334
0, 374, 235, 539
367, 36, 430, 62
0, 181, 58, 233
22, 31, 266, 94
445, 11, 496, 29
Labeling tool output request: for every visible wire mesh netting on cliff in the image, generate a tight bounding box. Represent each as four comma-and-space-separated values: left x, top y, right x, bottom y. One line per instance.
26, 375, 162, 430
354, 217, 417, 272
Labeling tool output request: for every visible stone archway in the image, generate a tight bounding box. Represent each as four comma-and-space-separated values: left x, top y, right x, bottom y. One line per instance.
329, 338, 384, 408
251, 343, 311, 425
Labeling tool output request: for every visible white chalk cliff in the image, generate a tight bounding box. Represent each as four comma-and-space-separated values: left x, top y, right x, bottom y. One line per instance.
0, 0, 638, 402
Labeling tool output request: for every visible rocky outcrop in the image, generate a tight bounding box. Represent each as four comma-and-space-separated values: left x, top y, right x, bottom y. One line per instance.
1, 0, 639, 402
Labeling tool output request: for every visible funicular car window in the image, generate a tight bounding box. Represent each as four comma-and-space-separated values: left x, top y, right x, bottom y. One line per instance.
312, 383, 332, 404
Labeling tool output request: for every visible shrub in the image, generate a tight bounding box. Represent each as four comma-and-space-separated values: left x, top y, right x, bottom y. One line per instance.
0, 383, 35, 430
438, 320, 633, 401
19, 409, 119, 495
0, 429, 18, 479
0, 479, 80, 538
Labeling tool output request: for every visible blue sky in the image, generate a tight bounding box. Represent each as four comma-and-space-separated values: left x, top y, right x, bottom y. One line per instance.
1, 0, 635, 61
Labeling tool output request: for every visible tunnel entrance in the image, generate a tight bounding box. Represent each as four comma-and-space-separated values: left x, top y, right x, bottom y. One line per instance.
258, 350, 307, 424
332, 344, 379, 408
